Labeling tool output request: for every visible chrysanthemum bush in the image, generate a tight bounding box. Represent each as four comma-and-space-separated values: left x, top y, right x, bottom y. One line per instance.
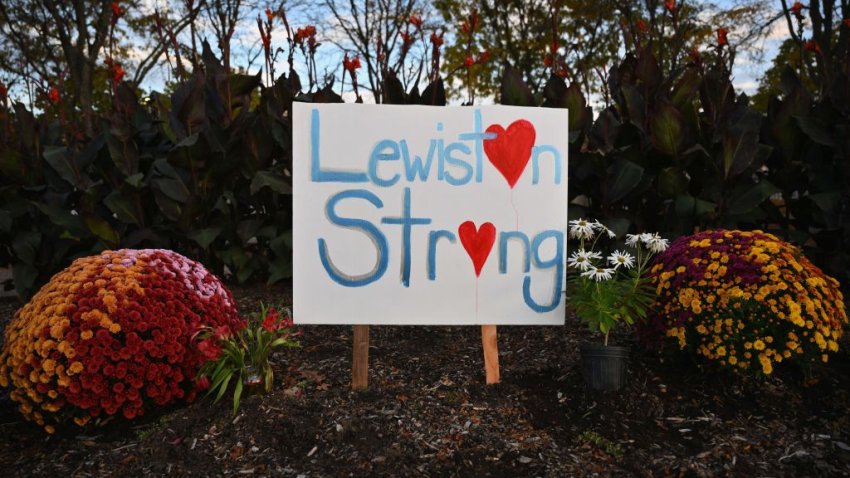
0, 249, 244, 433
639, 230, 848, 376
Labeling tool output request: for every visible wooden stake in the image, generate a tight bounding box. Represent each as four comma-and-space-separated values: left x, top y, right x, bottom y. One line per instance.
481, 324, 500, 384
352, 325, 369, 390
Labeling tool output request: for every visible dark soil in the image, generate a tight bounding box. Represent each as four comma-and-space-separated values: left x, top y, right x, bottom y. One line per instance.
1, 283, 850, 477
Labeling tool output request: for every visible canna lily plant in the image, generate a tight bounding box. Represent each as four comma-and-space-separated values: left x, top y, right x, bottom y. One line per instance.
567, 219, 667, 346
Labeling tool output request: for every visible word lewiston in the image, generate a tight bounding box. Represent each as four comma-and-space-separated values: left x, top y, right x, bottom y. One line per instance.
310, 107, 566, 313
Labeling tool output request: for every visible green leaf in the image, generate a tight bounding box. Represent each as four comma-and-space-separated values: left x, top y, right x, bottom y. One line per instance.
249, 171, 292, 195
189, 227, 222, 249
12, 231, 41, 264
382, 70, 407, 105
727, 180, 780, 215
499, 63, 535, 106
214, 371, 234, 403
229, 73, 262, 97
84, 215, 120, 247
650, 104, 684, 157
232, 379, 243, 415
0, 148, 24, 178
0, 211, 10, 232
674, 195, 716, 217
606, 159, 644, 203
153, 177, 190, 203
104, 191, 141, 225
420, 78, 446, 106
722, 131, 759, 179
794, 116, 837, 147
44, 146, 93, 189
35, 203, 85, 233
124, 173, 145, 188
657, 167, 689, 198
12, 263, 38, 298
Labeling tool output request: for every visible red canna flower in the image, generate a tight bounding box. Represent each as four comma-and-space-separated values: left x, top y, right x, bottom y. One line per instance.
665, 0, 676, 13
804, 40, 822, 54
688, 47, 702, 64
400, 31, 414, 47
477, 50, 490, 64
636, 19, 648, 33
343, 52, 362, 73
717, 27, 728, 46
111, 2, 123, 19
790, 2, 804, 19
48, 86, 60, 105
265, 8, 274, 23
294, 25, 317, 45
543, 54, 553, 67
409, 14, 422, 30
430, 31, 444, 47
465, 55, 475, 67
843, 18, 850, 27
111, 63, 126, 83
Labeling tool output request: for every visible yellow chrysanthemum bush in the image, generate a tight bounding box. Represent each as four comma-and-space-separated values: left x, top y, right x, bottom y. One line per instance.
638, 230, 847, 376
0, 249, 244, 433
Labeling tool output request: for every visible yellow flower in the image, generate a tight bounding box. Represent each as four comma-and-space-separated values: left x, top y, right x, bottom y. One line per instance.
728, 356, 737, 365
81, 330, 93, 340
754, 340, 765, 351
716, 346, 727, 357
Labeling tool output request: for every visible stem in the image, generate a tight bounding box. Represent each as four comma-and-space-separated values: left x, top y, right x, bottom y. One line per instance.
604, 331, 609, 347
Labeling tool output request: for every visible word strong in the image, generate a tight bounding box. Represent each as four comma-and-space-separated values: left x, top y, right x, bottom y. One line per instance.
293, 104, 569, 325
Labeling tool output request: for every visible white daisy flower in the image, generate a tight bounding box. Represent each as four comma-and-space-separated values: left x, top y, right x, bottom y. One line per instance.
647, 234, 669, 253
569, 218, 595, 240
639, 232, 654, 244
592, 220, 616, 238
607, 250, 635, 269
581, 266, 615, 282
625, 234, 641, 247
568, 249, 602, 271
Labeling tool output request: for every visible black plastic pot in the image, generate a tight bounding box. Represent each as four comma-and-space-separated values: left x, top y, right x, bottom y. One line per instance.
579, 344, 630, 391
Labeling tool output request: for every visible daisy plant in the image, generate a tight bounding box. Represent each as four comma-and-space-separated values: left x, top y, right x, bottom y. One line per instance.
567, 219, 667, 346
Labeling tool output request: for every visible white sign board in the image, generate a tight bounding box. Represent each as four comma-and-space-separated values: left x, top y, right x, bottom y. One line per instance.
293, 104, 568, 325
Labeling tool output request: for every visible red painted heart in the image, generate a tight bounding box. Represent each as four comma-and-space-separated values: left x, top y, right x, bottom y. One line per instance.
483, 120, 536, 188
458, 221, 496, 277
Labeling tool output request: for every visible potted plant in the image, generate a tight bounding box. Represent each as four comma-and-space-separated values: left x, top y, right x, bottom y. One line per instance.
566, 218, 668, 391
194, 304, 300, 414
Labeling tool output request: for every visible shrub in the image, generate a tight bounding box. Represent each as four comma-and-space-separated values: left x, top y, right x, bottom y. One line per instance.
640, 230, 847, 376
0, 249, 244, 433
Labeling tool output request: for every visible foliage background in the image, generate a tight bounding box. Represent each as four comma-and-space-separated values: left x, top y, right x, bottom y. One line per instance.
0, 0, 848, 300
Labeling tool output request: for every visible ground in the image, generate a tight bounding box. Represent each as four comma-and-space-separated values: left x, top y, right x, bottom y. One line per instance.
1, 284, 849, 477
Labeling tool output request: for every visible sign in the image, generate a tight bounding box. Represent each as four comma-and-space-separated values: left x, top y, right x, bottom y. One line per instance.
293, 104, 568, 325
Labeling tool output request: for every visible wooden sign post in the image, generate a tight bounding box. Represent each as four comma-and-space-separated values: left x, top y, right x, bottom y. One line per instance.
293, 104, 568, 391
352, 325, 370, 390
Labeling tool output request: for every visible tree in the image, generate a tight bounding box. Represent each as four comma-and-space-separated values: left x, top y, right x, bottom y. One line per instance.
302, 0, 435, 102
435, 0, 779, 101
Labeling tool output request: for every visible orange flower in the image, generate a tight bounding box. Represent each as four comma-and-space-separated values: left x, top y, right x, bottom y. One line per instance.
430, 31, 444, 47
48, 86, 60, 105
265, 8, 274, 22
804, 40, 822, 54
717, 27, 728, 46
790, 2, 803, 19
665, 0, 676, 13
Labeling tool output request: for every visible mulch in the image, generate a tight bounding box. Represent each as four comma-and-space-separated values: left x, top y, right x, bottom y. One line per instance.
1, 283, 849, 477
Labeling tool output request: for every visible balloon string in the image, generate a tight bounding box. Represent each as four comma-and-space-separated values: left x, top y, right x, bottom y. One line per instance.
511, 189, 519, 230
475, 279, 479, 317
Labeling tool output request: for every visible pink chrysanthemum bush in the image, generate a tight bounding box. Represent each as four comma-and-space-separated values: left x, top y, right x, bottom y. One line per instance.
0, 249, 244, 433
639, 230, 847, 376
